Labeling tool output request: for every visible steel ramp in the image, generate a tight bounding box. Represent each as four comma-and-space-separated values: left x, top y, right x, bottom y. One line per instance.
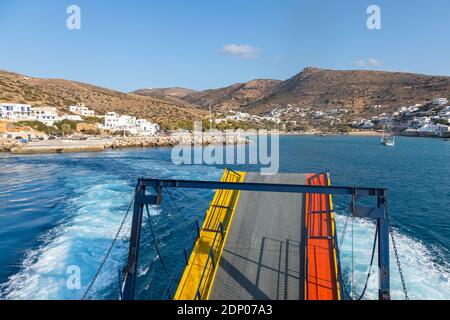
209, 173, 307, 300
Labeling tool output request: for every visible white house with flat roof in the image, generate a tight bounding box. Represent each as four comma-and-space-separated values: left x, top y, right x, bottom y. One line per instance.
69, 103, 95, 116
433, 98, 448, 105
101, 112, 159, 135
103, 112, 136, 130
419, 123, 450, 136
136, 119, 160, 136
32, 107, 60, 126
0, 103, 33, 121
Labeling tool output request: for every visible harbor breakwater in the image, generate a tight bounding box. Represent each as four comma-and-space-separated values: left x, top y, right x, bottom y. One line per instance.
0, 135, 250, 155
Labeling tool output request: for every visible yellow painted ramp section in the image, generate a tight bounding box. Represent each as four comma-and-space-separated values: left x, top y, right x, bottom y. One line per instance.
174, 169, 245, 300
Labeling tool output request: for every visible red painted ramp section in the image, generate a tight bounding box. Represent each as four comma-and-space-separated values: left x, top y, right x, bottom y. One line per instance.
305, 173, 340, 300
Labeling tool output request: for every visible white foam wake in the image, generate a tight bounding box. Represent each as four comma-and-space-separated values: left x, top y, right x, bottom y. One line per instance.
335, 214, 450, 300
0, 178, 134, 300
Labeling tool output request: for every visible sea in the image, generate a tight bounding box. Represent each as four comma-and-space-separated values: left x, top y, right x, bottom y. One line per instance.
0, 135, 449, 300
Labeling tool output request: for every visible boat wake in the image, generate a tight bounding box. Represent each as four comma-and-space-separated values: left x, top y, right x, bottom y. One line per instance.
0, 177, 134, 300
335, 214, 450, 300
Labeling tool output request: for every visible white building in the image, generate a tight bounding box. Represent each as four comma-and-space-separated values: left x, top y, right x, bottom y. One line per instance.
32, 107, 60, 126
419, 124, 449, 136
103, 112, 136, 130
262, 116, 282, 124
102, 112, 159, 135
103, 112, 119, 129
410, 116, 431, 129
432, 98, 448, 105
312, 111, 324, 118
226, 112, 251, 121
69, 103, 95, 116
62, 114, 83, 121
0, 103, 33, 121
214, 118, 228, 124
360, 120, 374, 129
438, 106, 450, 117
136, 119, 160, 135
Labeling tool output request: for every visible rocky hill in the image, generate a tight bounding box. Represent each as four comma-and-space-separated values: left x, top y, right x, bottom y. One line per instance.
242, 67, 450, 115
183, 79, 282, 111
134, 68, 450, 117
4, 67, 450, 126
135, 79, 282, 112
0, 70, 207, 124
132, 87, 196, 99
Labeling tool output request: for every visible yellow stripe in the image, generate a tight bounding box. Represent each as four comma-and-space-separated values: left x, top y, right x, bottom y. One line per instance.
174, 169, 245, 300
205, 179, 244, 300
327, 177, 342, 300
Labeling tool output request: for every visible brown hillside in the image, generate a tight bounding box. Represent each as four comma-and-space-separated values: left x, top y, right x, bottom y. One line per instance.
181, 79, 282, 110
0, 70, 207, 124
244, 67, 450, 115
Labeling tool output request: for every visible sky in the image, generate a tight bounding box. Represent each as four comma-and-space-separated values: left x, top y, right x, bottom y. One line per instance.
1, 0, 450, 92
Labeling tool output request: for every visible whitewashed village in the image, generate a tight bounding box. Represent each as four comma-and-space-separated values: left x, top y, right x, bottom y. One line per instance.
0, 102, 160, 141
350, 97, 450, 137
212, 97, 450, 137
0, 102, 250, 153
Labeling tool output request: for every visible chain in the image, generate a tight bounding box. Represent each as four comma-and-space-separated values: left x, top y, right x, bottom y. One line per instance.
388, 217, 409, 300
339, 211, 351, 249
81, 194, 134, 300
145, 204, 170, 275
340, 227, 377, 301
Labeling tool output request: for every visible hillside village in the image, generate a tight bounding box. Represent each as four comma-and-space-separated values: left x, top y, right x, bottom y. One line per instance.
210, 97, 450, 137
0, 102, 160, 141
351, 98, 450, 137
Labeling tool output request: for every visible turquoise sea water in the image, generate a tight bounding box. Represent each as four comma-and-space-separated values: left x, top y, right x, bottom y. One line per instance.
0, 136, 449, 300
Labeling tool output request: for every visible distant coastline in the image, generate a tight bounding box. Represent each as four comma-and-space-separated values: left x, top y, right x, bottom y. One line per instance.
279, 130, 384, 137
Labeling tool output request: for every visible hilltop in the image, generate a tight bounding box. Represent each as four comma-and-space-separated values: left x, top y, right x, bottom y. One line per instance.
2, 67, 450, 128
134, 67, 450, 117
133, 80, 281, 112
241, 67, 450, 115
0, 70, 207, 125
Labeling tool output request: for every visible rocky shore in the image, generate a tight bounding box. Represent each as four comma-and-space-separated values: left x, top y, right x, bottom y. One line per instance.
0, 135, 250, 155
0, 139, 23, 152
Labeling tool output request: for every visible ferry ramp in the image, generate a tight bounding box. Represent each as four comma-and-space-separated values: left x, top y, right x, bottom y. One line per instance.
120, 169, 393, 301
173, 171, 340, 301
209, 173, 306, 300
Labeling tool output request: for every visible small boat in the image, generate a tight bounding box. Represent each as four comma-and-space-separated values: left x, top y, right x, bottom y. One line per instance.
381, 135, 395, 146
381, 119, 395, 147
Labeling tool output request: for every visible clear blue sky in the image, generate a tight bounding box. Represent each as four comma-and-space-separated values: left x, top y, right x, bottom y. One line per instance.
1, 0, 450, 92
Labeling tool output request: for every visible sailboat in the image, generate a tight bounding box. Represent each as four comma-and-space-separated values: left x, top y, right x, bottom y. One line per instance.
381, 121, 395, 146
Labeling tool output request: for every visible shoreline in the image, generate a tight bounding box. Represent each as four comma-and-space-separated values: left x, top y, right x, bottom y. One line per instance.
279, 131, 384, 137
1, 135, 250, 155
2, 131, 448, 155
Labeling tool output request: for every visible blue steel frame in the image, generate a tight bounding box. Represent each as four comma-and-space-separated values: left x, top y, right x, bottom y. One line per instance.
121, 177, 391, 301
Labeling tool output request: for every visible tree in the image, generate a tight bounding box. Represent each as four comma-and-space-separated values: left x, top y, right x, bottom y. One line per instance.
61, 123, 73, 137
434, 118, 450, 126
337, 125, 351, 134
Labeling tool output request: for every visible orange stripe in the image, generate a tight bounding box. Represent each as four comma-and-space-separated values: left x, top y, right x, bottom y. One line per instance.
305, 173, 339, 300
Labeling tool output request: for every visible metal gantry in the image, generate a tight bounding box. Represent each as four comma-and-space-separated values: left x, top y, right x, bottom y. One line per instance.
120, 175, 391, 301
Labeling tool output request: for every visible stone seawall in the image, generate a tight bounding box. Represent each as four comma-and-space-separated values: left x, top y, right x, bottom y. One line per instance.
0, 139, 23, 152
1, 135, 250, 155
106, 135, 249, 149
